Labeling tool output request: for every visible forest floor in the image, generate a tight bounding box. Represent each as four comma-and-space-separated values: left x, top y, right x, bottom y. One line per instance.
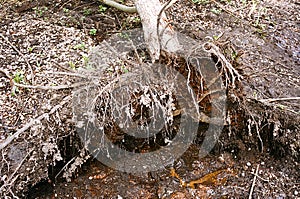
0, 0, 299, 198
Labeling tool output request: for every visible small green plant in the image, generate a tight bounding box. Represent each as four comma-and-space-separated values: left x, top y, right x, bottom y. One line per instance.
99, 5, 108, 12
63, 8, 70, 13
83, 8, 92, 16
11, 70, 25, 96
132, 16, 141, 23
74, 43, 86, 50
28, 46, 35, 53
82, 55, 90, 68
212, 35, 220, 40
36, 60, 42, 68
231, 51, 238, 60
253, 91, 257, 99
33, 6, 48, 17
13, 70, 25, 84
106, 66, 114, 73
121, 65, 129, 73
89, 28, 97, 36
68, 61, 76, 69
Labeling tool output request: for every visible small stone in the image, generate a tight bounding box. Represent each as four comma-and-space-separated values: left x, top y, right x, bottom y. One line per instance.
246, 162, 251, 167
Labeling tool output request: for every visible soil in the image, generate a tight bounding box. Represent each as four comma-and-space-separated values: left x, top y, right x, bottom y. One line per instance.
0, 0, 299, 198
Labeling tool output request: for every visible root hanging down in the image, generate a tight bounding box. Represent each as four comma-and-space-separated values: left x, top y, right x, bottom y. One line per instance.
203, 42, 242, 87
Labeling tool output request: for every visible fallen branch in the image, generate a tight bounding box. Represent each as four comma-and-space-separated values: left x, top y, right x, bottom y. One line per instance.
0, 95, 72, 150
101, 0, 137, 13
43, 71, 88, 78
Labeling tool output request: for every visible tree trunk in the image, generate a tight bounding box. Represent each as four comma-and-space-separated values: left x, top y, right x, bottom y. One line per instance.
134, 0, 180, 61
101, 0, 180, 61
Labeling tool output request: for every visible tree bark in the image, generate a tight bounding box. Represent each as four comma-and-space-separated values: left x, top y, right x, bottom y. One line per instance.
101, 0, 180, 61
134, 0, 180, 61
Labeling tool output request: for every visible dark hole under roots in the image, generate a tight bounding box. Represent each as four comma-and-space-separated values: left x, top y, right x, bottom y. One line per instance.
26, 179, 53, 199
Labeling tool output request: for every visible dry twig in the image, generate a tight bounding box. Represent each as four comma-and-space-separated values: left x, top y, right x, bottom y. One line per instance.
258, 97, 300, 103
13, 81, 87, 90
249, 164, 259, 199
43, 71, 88, 78
0, 69, 11, 79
